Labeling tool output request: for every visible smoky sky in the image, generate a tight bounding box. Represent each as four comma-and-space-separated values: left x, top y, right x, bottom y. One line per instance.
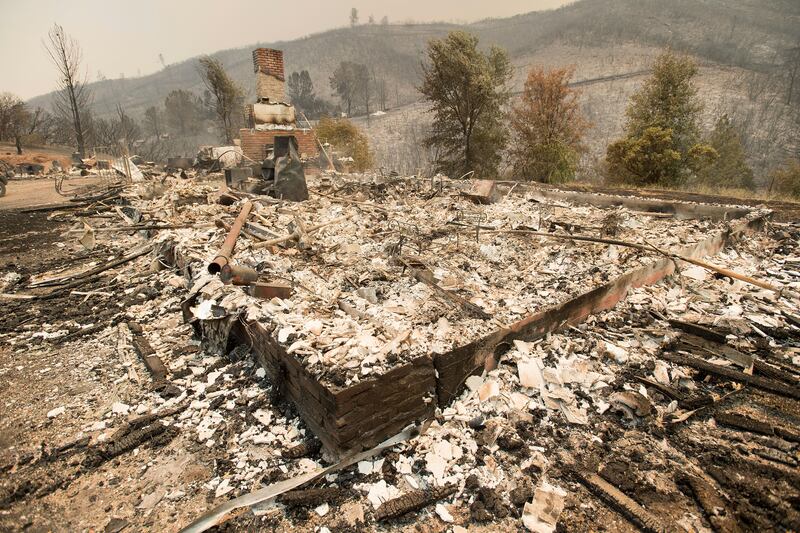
0, 0, 573, 100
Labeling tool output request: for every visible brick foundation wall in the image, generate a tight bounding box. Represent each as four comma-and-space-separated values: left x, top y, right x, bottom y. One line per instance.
239, 129, 319, 161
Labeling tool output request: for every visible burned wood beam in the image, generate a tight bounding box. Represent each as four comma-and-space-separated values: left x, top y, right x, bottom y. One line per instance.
281, 438, 322, 459
715, 412, 800, 442
675, 473, 742, 533
374, 484, 457, 521
55, 315, 123, 344
30, 244, 154, 289
634, 376, 686, 402
675, 333, 800, 386
278, 487, 344, 508
716, 412, 771, 435
574, 469, 675, 533
128, 322, 168, 383
659, 351, 800, 400
399, 258, 490, 319
572, 469, 676, 533
84, 421, 177, 467
668, 319, 728, 344
783, 310, 800, 328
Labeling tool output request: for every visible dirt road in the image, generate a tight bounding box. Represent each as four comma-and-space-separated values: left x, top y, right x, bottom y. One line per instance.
0, 177, 118, 210
0, 179, 65, 210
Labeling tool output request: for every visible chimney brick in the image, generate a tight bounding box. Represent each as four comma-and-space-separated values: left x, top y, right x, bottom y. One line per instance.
252, 48, 284, 81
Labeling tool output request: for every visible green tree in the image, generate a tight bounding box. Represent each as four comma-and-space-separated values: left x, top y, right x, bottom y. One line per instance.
198, 56, 244, 144
420, 31, 512, 178
164, 90, 202, 135
509, 66, 590, 183
143, 105, 162, 138
288, 70, 327, 119
606, 50, 715, 187
696, 115, 754, 189
330, 61, 369, 117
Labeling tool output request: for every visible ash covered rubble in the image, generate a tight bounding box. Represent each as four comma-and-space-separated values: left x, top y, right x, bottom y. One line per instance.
1, 169, 799, 532
162, 174, 751, 389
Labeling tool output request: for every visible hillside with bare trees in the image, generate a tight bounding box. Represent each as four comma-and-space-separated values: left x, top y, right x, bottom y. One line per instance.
23, 0, 800, 181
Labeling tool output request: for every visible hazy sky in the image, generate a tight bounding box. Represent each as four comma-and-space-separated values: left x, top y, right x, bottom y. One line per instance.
0, 0, 571, 100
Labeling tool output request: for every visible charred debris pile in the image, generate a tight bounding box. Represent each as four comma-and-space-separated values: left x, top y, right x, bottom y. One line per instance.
1, 165, 800, 532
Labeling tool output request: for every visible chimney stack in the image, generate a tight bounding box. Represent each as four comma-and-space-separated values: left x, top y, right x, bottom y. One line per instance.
252, 48, 285, 103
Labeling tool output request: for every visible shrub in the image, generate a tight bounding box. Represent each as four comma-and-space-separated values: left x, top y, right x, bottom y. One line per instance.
315, 116, 374, 172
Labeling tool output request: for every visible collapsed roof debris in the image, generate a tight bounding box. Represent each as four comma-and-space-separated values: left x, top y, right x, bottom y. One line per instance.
1, 164, 799, 532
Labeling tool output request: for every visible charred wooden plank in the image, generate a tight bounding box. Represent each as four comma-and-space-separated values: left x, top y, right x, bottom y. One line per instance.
783, 310, 800, 328
128, 323, 168, 383
754, 447, 798, 467
375, 484, 457, 521
572, 469, 677, 533
669, 319, 728, 344
634, 376, 686, 402
678, 333, 800, 386
399, 257, 490, 320
659, 351, 800, 400
85, 422, 177, 467
278, 487, 345, 508
715, 412, 774, 437
675, 473, 741, 533
281, 438, 322, 459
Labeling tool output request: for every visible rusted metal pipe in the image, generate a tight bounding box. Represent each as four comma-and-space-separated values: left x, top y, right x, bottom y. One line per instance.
220, 264, 260, 285
208, 200, 253, 274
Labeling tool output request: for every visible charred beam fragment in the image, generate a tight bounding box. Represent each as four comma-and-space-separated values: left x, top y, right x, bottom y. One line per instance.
675, 473, 742, 533
715, 412, 775, 437
84, 422, 177, 467
659, 351, 800, 400
669, 319, 728, 344
128, 323, 168, 383
572, 469, 676, 533
281, 438, 322, 459
56, 316, 123, 344
375, 483, 457, 521
278, 487, 345, 508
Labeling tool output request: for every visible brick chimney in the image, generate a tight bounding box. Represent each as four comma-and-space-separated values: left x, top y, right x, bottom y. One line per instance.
252, 48, 285, 103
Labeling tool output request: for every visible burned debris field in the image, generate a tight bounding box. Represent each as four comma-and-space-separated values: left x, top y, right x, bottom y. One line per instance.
1, 168, 800, 532
2, 1, 800, 531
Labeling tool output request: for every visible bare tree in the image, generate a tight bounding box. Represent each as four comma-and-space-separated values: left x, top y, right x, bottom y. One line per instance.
372, 68, 387, 111
330, 61, 364, 116
115, 104, 140, 150
784, 43, 800, 106
0, 93, 31, 154
44, 24, 92, 157
144, 106, 162, 138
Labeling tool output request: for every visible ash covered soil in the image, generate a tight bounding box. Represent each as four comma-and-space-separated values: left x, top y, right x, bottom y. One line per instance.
1, 186, 800, 533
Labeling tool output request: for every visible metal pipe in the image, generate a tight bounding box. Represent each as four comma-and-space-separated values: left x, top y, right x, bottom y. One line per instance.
220, 264, 260, 286
208, 200, 253, 274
